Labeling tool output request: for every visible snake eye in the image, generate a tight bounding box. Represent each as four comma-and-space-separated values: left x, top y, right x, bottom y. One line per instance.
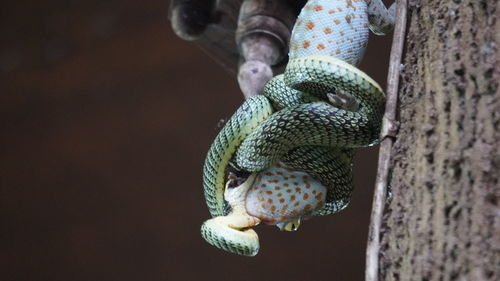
283, 218, 301, 232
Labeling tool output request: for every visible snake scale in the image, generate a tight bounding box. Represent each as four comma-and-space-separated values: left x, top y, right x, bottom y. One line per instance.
201, 0, 395, 256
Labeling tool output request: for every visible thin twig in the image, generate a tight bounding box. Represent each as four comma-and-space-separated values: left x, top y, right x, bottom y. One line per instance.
365, 0, 407, 280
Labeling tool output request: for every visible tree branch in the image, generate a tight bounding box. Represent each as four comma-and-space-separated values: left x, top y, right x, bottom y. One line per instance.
365, 0, 407, 280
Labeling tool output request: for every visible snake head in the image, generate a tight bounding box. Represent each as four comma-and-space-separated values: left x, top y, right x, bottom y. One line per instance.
201, 173, 262, 256
202, 164, 327, 256
201, 215, 260, 256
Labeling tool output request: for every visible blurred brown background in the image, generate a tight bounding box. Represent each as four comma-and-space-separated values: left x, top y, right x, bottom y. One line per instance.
0, 1, 391, 280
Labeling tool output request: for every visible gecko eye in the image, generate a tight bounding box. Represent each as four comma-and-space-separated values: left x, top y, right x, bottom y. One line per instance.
283, 218, 301, 232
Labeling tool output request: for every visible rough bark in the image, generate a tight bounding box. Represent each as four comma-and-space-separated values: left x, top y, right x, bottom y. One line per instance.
379, 0, 500, 280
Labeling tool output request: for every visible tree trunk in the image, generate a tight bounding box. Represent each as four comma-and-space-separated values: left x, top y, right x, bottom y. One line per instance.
378, 0, 499, 280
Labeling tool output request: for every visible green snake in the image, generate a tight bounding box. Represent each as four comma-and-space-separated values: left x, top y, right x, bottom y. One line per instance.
200, 0, 395, 256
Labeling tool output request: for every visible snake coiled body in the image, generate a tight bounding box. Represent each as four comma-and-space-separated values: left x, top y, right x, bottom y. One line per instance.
235, 56, 384, 171
201, 0, 395, 256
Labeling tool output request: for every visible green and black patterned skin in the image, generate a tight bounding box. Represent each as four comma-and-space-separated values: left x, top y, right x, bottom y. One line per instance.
234, 56, 385, 215
202, 96, 273, 217
200, 0, 394, 256
200, 55, 385, 256
236, 57, 384, 168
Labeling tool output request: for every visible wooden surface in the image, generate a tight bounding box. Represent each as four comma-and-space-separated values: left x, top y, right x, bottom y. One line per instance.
1, 0, 391, 280
379, 1, 499, 280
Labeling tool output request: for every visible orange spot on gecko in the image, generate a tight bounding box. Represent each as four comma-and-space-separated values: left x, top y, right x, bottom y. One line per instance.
315, 192, 324, 200
337, 7, 343, 12
347, 48, 353, 53
323, 27, 332, 34
345, 15, 352, 23
280, 216, 288, 221
302, 40, 311, 49
306, 21, 315, 30
290, 175, 296, 179
316, 202, 324, 209
346, 0, 354, 9
291, 210, 299, 216
294, 201, 300, 207
328, 9, 336, 14
277, 193, 282, 197
306, 183, 311, 189
271, 205, 276, 212
295, 187, 302, 193
305, 204, 312, 210
303, 193, 309, 200
284, 183, 289, 187
267, 179, 279, 183
317, 44, 325, 50
261, 183, 267, 187
275, 186, 281, 190
276, 171, 283, 175
334, 19, 341, 25
265, 172, 274, 176
286, 189, 292, 193
266, 190, 273, 195
268, 199, 273, 204
279, 198, 285, 203
336, 49, 341, 54
314, 5, 323, 11
290, 195, 296, 201
312, 190, 317, 195
281, 205, 288, 213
